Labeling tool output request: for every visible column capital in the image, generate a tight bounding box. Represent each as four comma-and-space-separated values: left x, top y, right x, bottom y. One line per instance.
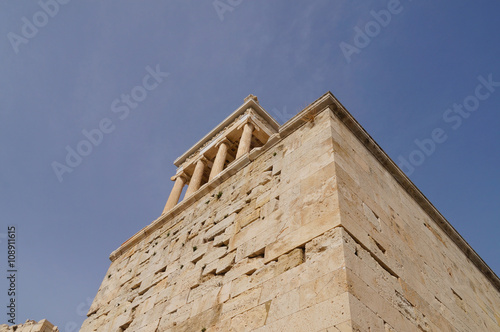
237, 118, 259, 132
215, 137, 231, 148
170, 172, 188, 182
194, 155, 209, 165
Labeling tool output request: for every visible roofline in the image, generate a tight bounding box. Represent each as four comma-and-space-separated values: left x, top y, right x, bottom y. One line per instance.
173, 98, 280, 167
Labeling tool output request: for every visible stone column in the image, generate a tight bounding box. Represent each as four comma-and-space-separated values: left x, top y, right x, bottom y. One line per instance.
235, 122, 254, 159
163, 174, 187, 214
185, 158, 206, 198
209, 140, 230, 181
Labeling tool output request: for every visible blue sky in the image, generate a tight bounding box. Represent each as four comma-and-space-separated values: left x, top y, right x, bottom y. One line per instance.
1, 1, 499, 330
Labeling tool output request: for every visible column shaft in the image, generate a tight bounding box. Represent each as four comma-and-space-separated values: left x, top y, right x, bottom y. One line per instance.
209, 142, 229, 181
236, 123, 254, 159
185, 159, 206, 198
163, 175, 186, 214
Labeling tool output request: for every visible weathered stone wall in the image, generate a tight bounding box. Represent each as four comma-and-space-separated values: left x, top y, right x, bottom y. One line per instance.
0, 319, 58, 332
80, 109, 352, 331
328, 109, 500, 331
80, 101, 500, 331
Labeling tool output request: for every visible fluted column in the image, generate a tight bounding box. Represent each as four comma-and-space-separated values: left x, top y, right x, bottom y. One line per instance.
184, 158, 206, 198
235, 122, 254, 159
163, 174, 187, 214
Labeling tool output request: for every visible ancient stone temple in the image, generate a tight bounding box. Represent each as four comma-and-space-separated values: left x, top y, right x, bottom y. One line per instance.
80, 92, 500, 331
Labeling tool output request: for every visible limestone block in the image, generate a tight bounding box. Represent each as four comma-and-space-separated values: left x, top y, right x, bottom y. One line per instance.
271, 157, 282, 177
327, 320, 353, 332
234, 220, 280, 263
160, 301, 199, 331
362, 202, 382, 232
204, 213, 237, 242
221, 287, 262, 321
208, 317, 231, 332
0, 320, 59, 332
275, 248, 304, 276
305, 227, 344, 260
238, 208, 260, 229
202, 259, 218, 277
213, 221, 235, 247
136, 273, 158, 296
343, 242, 403, 307
188, 242, 208, 264
137, 293, 158, 316
348, 293, 385, 332
261, 198, 280, 220
229, 303, 269, 331
133, 319, 161, 332
299, 246, 346, 286
345, 267, 415, 331
217, 281, 232, 304
299, 268, 347, 309
145, 300, 169, 326
255, 192, 271, 209
299, 162, 337, 200
164, 289, 189, 314
109, 310, 134, 331
259, 263, 302, 304
198, 246, 228, 267
229, 214, 275, 252
245, 184, 267, 203
190, 286, 221, 317
253, 292, 350, 332
255, 171, 273, 188
266, 288, 300, 323
188, 275, 222, 303
176, 266, 203, 293
216, 251, 236, 275
230, 274, 252, 298
231, 261, 280, 298
224, 199, 247, 217
224, 256, 264, 282
264, 205, 341, 263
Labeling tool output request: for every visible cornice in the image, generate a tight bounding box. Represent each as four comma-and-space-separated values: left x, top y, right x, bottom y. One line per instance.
174, 98, 279, 168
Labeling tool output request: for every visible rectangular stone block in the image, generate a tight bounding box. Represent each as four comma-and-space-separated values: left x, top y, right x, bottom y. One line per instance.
221, 287, 262, 321
299, 268, 347, 309
275, 248, 304, 275
229, 214, 275, 252
238, 208, 260, 229
253, 292, 351, 332
266, 288, 300, 323
264, 205, 341, 263
229, 303, 268, 332
216, 251, 236, 275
